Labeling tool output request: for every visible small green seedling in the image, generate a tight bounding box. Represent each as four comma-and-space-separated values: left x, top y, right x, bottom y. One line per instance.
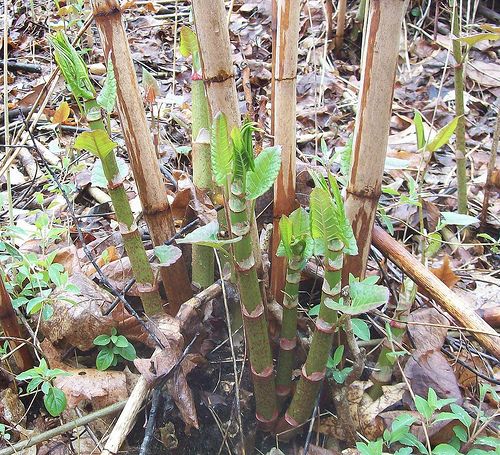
16, 359, 70, 417
326, 345, 353, 384
0, 423, 11, 442
357, 386, 500, 455
93, 328, 136, 371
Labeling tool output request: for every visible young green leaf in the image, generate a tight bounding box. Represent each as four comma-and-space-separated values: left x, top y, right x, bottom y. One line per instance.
426, 116, 460, 153
91, 157, 129, 188
176, 221, 241, 250
310, 187, 336, 256
351, 318, 371, 341
457, 33, 500, 47
278, 215, 293, 259
44, 386, 67, 417
211, 112, 233, 186
116, 343, 136, 361
97, 55, 116, 113
246, 146, 281, 200
93, 334, 111, 346
74, 130, 117, 160
154, 244, 182, 267
440, 212, 479, 227
96, 346, 115, 371
414, 109, 425, 150
179, 26, 201, 71
324, 274, 388, 315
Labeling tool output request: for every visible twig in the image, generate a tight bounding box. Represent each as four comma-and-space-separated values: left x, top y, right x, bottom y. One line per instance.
480, 110, 500, 229
0, 401, 126, 455
215, 250, 245, 454
138, 388, 162, 455
101, 334, 198, 455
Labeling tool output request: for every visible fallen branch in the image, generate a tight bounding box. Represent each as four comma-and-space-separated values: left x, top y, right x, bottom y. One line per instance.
371, 225, 500, 358
0, 401, 126, 455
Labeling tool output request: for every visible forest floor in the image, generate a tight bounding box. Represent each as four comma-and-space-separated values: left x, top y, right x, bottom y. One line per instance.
0, 0, 499, 454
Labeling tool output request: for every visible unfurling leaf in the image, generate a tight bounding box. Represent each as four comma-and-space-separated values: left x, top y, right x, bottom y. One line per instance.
310, 187, 336, 256
52, 101, 71, 124
211, 112, 233, 186
74, 130, 117, 159
50, 31, 95, 101
180, 26, 201, 72
142, 68, 160, 103
154, 244, 182, 267
176, 221, 241, 250
97, 55, 117, 113
425, 117, 460, 152
413, 109, 425, 150
278, 215, 293, 259
246, 146, 281, 200
325, 274, 388, 315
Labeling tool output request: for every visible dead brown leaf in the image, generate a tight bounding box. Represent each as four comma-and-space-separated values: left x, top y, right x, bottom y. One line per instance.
40, 273, 153, 350
54, 368, 133, 409
407, 307, 450, 352
430, 255, 460, 289
404, 349, 462, 406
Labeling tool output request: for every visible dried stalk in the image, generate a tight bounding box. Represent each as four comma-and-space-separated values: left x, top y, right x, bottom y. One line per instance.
0, 401, 126, 455
270, 0, 301, 304
90, 0, 192, 314
0, 272, 34, 371
191, 0, 262, 271
480, 114, 499, 228
335, 0, 347, 52
372, 225, 500, 359
343, 0, 408, 281
451, 1, 468, 215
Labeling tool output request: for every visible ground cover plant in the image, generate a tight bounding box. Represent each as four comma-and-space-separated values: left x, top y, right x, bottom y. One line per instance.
0, 0, 499, 454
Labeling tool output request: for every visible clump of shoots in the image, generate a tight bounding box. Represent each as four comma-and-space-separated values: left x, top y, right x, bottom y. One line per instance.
183, 112, 281, 423
282, 174, 389, 429
51, 31, 165, 315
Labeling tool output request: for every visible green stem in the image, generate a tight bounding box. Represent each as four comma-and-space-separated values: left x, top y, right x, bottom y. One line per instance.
275, 255, 301, 398
452, 4, 468, 215
191, 78, 214, 289
284, 240, 343, 427
229, 178, 277, 424
370, 278, 415, 399
84, 99, 163, 315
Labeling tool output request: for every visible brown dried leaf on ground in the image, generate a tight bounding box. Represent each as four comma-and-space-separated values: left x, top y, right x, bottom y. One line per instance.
40, 273, 152, 350
404, 349, 462, 406
430, 255, 460, 289
407, 307, 450, 351
54, 368, 133, 409
135, 315, 199, 430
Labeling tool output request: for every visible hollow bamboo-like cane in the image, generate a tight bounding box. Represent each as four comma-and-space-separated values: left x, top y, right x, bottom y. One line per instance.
270, 0, 301, 304
342, 0, 408, 281
283, 241, 343, 428
90, 0, 192, 314
191, 73, 214, 289
191, 0, 262, 271
228, 168, 278, 424
275, 253, 303, 398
